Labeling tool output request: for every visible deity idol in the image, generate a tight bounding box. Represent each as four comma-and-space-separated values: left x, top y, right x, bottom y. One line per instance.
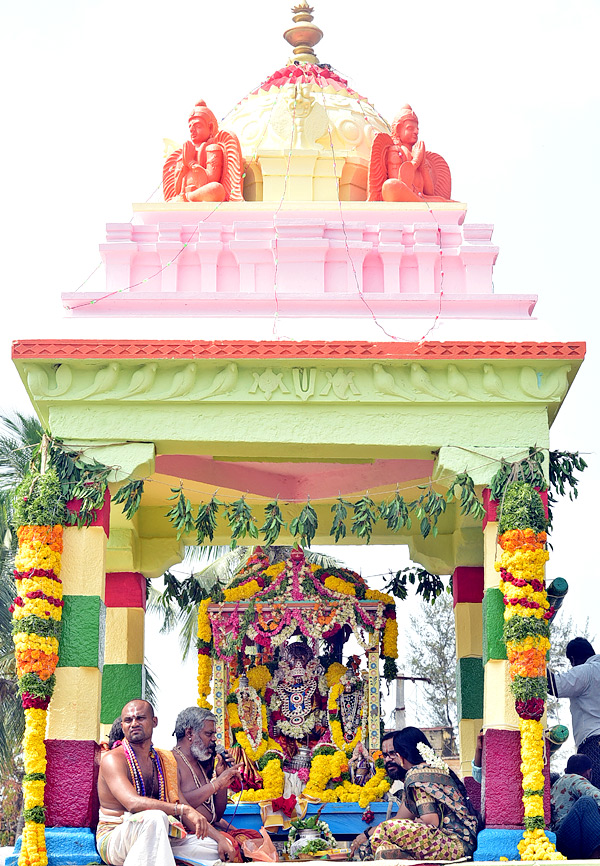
163, 100, 244, 202
266, 642, 328, 758
333, 661, 365, 747
367, 104, 451, 202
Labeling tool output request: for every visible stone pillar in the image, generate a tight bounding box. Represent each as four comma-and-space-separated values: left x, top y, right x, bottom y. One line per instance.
480, 490, 524, 828
42, 490, 111, 864
101, 571, 146, 725
453, 566, 484, 784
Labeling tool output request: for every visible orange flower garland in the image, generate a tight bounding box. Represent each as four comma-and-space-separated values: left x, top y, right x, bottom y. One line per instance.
495, 484, 565, 861
11, 524, 64, 866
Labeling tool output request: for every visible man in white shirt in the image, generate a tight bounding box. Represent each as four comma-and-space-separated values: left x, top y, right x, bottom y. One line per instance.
548, 638, 600, 787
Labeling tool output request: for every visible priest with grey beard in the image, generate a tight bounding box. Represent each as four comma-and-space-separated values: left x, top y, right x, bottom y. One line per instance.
172, 707, 260, 861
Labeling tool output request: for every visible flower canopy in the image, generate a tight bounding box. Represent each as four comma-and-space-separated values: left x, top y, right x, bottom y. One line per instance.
204, 547, 397, 677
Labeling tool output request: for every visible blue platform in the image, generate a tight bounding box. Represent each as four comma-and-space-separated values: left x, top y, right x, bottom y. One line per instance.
224, 801, 389, 835
6, 827, 101, 866
473, 827, 557, 861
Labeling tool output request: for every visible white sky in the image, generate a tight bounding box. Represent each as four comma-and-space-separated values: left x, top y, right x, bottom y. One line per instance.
1, 1, 599, 754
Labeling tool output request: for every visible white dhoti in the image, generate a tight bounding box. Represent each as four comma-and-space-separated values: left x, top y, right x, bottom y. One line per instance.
96, 810, 220, 866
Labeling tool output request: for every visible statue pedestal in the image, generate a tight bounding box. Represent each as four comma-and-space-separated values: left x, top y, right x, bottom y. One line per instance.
7, 828, 101, 866
474, 828, 557, 861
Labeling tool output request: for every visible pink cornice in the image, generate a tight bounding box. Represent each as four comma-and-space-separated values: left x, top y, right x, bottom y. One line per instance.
60, 292, 536, 319
60, 209, 532, 319
12, 339, 586, 362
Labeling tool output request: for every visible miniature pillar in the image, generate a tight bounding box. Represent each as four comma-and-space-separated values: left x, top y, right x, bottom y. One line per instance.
453, 567, 484, 779
367, 632, 381, 752
213, 659, 227, 748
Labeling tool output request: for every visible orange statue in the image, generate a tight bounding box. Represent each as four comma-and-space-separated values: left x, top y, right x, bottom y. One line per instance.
367, 104, 451, 202
163, 100, 244, 202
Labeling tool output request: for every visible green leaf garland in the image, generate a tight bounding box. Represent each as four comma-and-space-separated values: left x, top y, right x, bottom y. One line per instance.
196, 495, 222, 544
330, 497, 350, 542
224, 497, 259, 547
351, 495, 378, 543
165, 487, 195, 539
260, 500, 287, 546
112, 479, 145, 520
379, 491, 411, 533
290, 499, 318, 547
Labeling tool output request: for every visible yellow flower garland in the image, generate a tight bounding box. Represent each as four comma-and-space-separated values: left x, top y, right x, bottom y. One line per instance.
495, 514, 565, 862
196, 653, 212, 710
325, 662, 347, 689
324, 576, 356, 596
224, 579, 261, 602
13, 525, 64, 866
247, 664, 272, 693
519, 829, 566, 861
382, 618, 398, 659
338, 767, 391, 807
303, 750, 390, 806
365, 589, 395, 605
239, 757, 285, 802
263, 562, 285, 578
197, 599, 212, 643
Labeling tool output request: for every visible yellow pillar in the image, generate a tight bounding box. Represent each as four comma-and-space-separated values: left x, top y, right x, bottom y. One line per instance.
49, 526, 107, 742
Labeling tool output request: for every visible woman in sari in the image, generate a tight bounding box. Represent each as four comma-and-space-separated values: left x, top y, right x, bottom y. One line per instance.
369, 727, 479, 860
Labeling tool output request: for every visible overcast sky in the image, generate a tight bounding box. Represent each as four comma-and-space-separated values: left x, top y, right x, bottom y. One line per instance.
2, 1, 599, 750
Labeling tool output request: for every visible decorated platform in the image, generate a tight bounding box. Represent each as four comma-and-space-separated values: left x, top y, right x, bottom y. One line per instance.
202, 547, 394, 806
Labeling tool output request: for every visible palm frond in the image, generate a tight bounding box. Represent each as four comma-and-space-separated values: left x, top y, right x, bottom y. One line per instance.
144, 660, 159, 708
303, 549, 341, 569
0, 412, 43, 494
146, 583, 180, 634
191, 545, 254, 587
178, 603, 200, 660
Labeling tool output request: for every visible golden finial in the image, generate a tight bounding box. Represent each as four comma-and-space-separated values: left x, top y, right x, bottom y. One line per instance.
283, 1, 323, 64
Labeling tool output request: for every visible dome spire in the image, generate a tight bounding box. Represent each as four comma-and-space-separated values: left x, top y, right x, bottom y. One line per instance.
283, 2, 323, 64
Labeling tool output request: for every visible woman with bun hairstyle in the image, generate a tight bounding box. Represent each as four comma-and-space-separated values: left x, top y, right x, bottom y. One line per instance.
369, 727, 479, 860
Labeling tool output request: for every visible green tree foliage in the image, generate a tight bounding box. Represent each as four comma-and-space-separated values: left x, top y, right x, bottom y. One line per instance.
384, 566, 446, 605
0, 753, 22, 846
406, 591, 457, 737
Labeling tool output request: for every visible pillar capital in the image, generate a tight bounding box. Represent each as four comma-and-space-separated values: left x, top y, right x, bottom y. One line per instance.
63, 440, 155, 482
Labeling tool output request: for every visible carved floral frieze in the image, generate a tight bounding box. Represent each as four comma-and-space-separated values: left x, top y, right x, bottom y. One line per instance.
22, 360, 572, 406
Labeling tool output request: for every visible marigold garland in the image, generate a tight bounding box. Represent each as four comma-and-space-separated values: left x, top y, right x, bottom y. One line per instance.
197, 598, 212, 643
324, 576, 356, 596
196, 652, 213, 710
325, 662, 347, 689
246, 664, 272, 693
496, 484, 565, 861
238, 756, 285, 802
224, 578, 262, 603
11, 525, 64, 866
303, 750, 389, 806
382, 618, 398, 659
